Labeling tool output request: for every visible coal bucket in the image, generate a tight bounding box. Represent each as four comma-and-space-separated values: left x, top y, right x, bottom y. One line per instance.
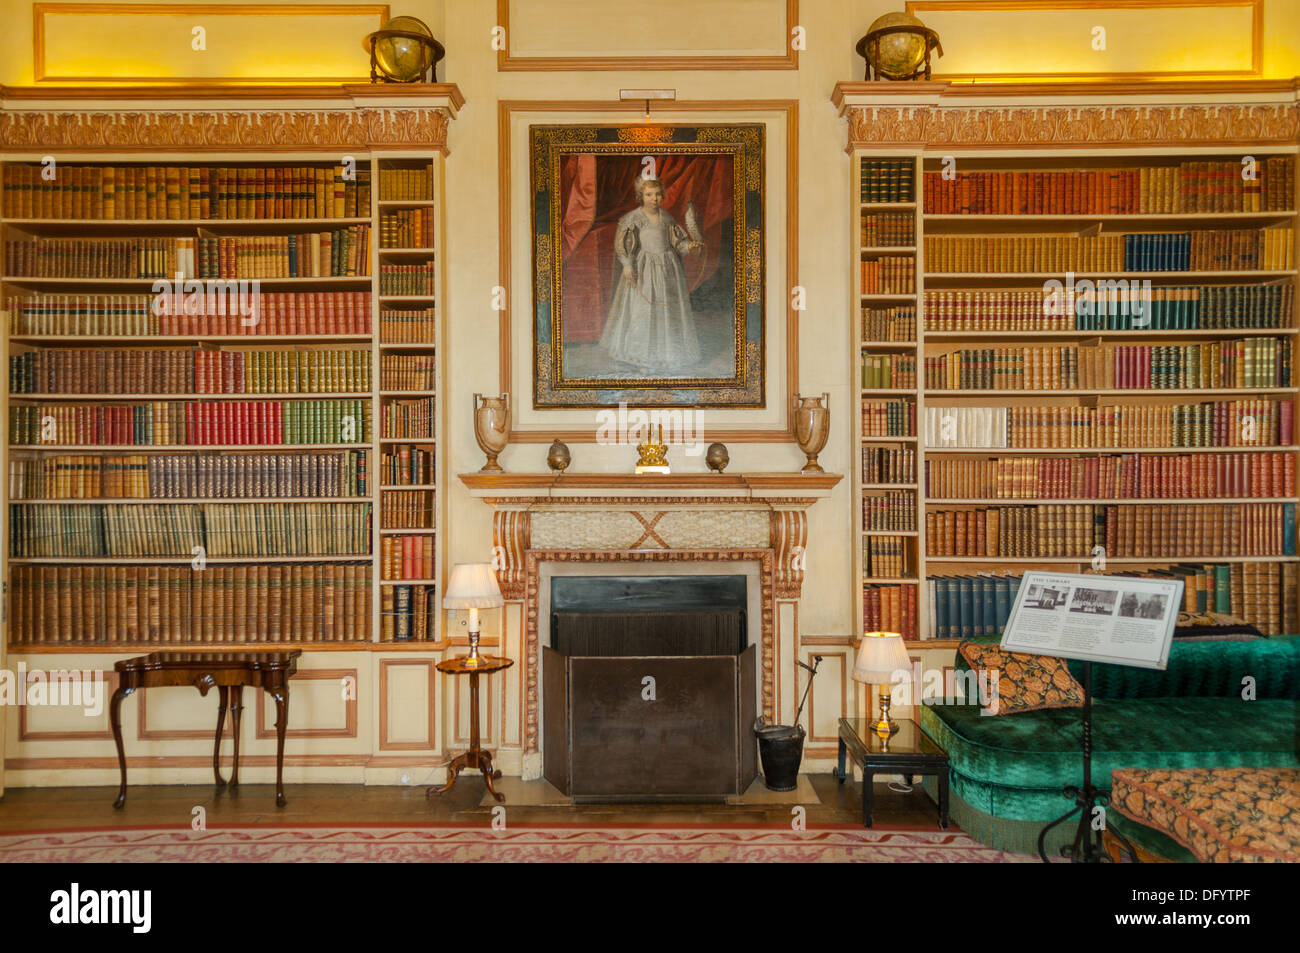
754, 721, 805, 791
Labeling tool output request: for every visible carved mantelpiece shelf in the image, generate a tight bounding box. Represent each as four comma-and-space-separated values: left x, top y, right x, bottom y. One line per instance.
459, 472, 842, 499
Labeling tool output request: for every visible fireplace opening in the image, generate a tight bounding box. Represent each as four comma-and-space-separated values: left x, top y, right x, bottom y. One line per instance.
543, 574, 757, 800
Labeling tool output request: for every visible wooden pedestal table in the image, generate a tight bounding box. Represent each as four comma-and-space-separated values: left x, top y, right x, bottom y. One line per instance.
110, 651, 302, 809
428, 656, 514, 803
834, 717, 949, 829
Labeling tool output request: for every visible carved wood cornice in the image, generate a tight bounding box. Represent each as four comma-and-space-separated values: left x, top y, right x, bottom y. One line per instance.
838, 99, 1300, 151
0, 83, 463, 153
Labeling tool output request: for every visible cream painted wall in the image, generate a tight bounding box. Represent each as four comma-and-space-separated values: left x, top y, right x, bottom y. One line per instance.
0, 0, 1296, 654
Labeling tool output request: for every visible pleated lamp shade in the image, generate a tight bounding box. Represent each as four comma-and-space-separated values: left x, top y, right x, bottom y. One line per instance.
442, 563, 504, 609
852, 631, 909, 685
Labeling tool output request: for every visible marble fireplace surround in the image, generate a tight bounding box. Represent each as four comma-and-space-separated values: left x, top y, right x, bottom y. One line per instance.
460, 472, 840, 778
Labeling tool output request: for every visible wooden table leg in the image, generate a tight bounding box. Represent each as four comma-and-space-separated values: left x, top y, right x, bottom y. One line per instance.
938, 765, 950, 830
836, 737, 846, 783
213, 685, 229, 788
110, 686, 135, 809
862, 764, 875, 828
228, 685, 244, 789
269, 686, 288, 807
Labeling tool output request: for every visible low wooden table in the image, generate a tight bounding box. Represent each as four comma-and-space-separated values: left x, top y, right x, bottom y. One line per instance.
427, 655, 513, 803
110, 651, 301, 809
834, 717, 949, 829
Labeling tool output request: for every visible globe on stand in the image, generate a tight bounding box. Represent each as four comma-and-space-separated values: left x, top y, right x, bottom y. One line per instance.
363, 16, 445, 83
857, 12, 943, 81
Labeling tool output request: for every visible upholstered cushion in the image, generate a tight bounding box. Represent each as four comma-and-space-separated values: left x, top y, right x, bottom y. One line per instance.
1111, 768, 1300, 863
957, 640, 1084, 714
1173, 612, 1264, 641
919, 697, 1300, 822
954, 633, 1300, 700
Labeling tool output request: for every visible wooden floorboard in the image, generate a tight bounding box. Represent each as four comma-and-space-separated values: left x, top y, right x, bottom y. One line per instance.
0, 775, 947, 831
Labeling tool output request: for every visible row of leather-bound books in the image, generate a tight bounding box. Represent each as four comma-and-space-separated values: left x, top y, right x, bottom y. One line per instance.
7, 563, 373, 644
923, 452, 1296, 501
10, 346, 372, 395
860, 398, 916, 437
862, 584, 917, 640
861, 446, 916, 485
381, 398, 436, 439
381, 534, 435, 580
923, 562, 1299, 639
380, 447, 434, 486
379, 490, 434, 529
7, 450, 369, 500
378, 167, 433, 202
925, 502, 1296, 558
923, 283, 1295, 331
8, 501, 372, 557
860, 211, 914, 247
860, 256, 915, 294
862, 491, 916, 531
861, 305, 916, 342
1, 163, 373, 220
862, 535, 910, 577
381, 585, 435, 642
861, 353, 916, 389
922, 338, 1292, 391
919, 158, 1296, 215
380, 353, 436, 390
379, 208, 435, 249
923, 228, 1293, 273
6, 292, 372, 337
4, 229, 373, 279
379, 263, 435, 296
924, 401, 1295, 449
10, 399, 371, 447
379, 307, 436, 344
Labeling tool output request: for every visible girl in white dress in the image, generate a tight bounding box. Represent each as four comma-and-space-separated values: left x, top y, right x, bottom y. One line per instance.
599, 177, 705, 375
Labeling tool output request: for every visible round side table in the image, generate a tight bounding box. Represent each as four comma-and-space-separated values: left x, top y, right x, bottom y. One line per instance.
427, 655, 514, 803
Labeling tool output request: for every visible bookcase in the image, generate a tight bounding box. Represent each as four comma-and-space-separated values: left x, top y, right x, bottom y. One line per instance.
1, 153, 446, 650
853, 149, 1300, 648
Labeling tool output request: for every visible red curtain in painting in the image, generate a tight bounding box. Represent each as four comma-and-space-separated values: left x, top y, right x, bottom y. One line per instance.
559, 153, 733, 342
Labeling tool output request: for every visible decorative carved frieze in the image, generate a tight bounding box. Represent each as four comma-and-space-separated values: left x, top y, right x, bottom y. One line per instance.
0, 105, 452, 153
843, 103, 1300, 150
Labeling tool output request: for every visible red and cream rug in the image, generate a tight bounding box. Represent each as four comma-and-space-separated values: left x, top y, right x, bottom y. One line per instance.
0, 824, 1032, 862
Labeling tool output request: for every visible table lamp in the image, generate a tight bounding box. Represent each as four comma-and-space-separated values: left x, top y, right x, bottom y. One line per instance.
853, 631, 910, 736
443, 563, 503, 667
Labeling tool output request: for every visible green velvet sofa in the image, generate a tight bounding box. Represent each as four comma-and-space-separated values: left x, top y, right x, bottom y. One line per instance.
918, 634, 1300, 856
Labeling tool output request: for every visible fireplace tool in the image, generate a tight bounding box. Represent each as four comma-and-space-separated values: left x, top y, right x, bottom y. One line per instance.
754, 656, 823, 792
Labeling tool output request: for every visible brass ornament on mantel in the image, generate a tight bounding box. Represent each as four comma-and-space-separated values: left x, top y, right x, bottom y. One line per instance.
474, 393, 511, 473
635, 425, 671, 475
857, 12, 942, 81
793, 393, 830, 474
705, 442, 730, 473
547, 439, 571, 472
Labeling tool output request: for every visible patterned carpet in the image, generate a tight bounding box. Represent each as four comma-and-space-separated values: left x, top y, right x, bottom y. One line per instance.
0, 824, 1033, 862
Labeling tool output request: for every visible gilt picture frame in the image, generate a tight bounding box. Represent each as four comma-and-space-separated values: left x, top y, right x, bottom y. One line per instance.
530, 122, 765, 408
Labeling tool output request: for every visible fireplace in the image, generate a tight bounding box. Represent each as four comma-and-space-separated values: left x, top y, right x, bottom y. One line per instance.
543, 575, 758, 800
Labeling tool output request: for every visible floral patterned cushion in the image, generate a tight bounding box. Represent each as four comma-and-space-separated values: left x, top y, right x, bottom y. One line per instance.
1111, 768, 1300, 863
957, 641, 1085, 715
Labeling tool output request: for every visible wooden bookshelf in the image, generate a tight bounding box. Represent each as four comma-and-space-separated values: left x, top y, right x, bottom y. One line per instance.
2, 152, 448, 650
853, 149, 1300, 646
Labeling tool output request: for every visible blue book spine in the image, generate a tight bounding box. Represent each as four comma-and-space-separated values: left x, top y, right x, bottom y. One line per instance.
1284, 504, 1296, 557
945, 578, 960, 641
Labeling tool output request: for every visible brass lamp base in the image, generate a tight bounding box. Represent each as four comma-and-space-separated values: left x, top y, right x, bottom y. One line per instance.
871, 689, 899, 736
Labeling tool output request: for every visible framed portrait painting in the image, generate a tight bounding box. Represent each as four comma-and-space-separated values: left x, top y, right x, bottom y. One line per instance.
530, 123, 765, 408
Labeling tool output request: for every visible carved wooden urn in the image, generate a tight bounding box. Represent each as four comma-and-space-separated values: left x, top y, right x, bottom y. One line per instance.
792, 393, 829, 473
474, 392, 511, 472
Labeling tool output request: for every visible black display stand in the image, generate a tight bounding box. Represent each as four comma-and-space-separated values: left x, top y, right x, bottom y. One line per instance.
1036, 661, 1140, 863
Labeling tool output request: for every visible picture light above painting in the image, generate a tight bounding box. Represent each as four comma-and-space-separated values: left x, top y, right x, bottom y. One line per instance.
530, 123, 766, 409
